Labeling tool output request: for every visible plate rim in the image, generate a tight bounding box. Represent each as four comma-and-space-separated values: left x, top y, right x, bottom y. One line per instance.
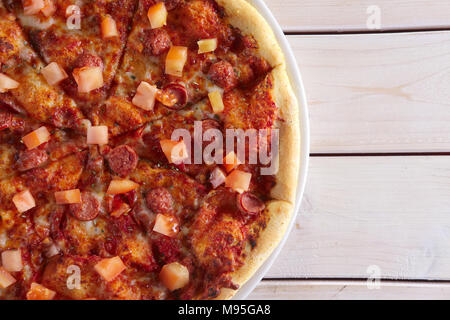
232, 0, 311, 300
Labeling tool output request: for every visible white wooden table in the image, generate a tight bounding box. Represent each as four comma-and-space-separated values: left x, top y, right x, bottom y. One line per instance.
249, 0, 450, 299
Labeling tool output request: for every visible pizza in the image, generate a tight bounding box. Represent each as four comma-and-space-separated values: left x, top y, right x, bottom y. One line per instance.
0, 0, 300, 300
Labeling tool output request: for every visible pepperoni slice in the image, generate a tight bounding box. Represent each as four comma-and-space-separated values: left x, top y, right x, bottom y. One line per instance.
106, 145, 138, 177
69, 191, 100, 221
16, 148, 49, 172
208, 60, 238, 91
237, 192, 265, 215
142, 29, 172, 56
158, 83, 188, 110
145, 187, 174, 215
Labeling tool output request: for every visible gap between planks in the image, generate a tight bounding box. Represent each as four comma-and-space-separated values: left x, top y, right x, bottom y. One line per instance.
251, 279, 450, 299
286, 31, 450, 154
268, 0, 450, 33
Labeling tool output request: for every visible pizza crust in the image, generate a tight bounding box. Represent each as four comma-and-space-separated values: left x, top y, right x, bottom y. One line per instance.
214, 0, 301, 299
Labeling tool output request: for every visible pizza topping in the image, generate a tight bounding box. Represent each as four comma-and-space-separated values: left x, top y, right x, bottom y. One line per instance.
198, 38, 218, 54
54, 189, 82, 204
107, 179, 139, 195
146, 188, 174, 215
110, 201, 131, 218
159, 262, 189, 291
23, 0, 45, 16
12, 190, 36, 213
0, 73, 19, 93
210, 167, 226, 189
132, 81, 158, 111
41, 0, 56, 17
208, 61, 238, 91
16, 148, 49, 172
208, 91, 224, 114
142, 29, 172, 56
94, 256, 126, 282
22, 126, 50, 150
163, 0, 183, 11
68, 191, 100, 221
73, 67, 104, 93
87, 126, 108, 145
42, 62, 68, 86
101, 16, 119, 39
1, 250, 22, 272
0, 267, 16, 289
107, 145, 139, 177
147, 2, 168, 29
153, 214, 179, 237
237, 192, 265, 215
225, 170, 252, 194
26, 283, 56, 300
165, 46, 188, 77
160, 139, 189, 164
223, 151, 239, 173
158, 83, 188, 109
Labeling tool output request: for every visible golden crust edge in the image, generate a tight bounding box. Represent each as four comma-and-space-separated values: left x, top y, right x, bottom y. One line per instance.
216, 200, 294, 300
213, 0, 301, 299
215, 0, 285, 68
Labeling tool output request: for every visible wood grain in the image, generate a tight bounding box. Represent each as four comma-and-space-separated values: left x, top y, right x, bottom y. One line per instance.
267, 0, 450, 33
251, 280, 450, 299
265, 156, 450, 280
288, 31, 450, 153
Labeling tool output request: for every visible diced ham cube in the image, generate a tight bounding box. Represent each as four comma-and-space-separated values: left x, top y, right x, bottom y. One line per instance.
210, 167, 226, 189
0, 73, 19, 93
165, 46, 187, 77
12, 190, 36, 213
1, 250, 22, 272
26, 283, 56, 300
223, 151, 239, 173
159, 262, 189, 291
23, 0, 45, 15
22, 126, 51, 150
54, 189, 81, 204
147, 2, 167, 29
94, 256, 126, 282
101, 15, 119, 38
198, 38, 217, 54
41, 0, 56, 17
73, 66, 104, 93
153, 214, 178, 237
87, 126, 108, 145
132, 81, 158, 111
208, 91, 224, 113
106, 179, 139, 195
225, 170, 252, 194
160, 139, 189, 164
0, 267, 16, 289
42, 62, 68, 86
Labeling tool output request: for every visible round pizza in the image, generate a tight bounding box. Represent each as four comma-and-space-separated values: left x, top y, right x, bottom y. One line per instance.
0, 0, 300, 300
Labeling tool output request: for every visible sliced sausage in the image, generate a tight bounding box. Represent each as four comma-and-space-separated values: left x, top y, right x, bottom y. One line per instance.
73, 53, 104, 70
16, 148, 49, 172
158, 83, 188, 109
145, 187, 174, 215
142, 29, 171, 56
106, 145, 138, 177
208, 60, 238, 91
69, 191, 100, 221
237, 192, 265, 215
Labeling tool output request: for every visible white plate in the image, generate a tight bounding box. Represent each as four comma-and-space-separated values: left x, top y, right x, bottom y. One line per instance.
232, 0, 310, 300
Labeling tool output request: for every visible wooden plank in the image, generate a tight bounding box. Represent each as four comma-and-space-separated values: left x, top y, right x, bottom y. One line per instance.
251, 280, 450, 300
267, 0, 450, 33
288, 32, 450, 153
265, 156, 450, 280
